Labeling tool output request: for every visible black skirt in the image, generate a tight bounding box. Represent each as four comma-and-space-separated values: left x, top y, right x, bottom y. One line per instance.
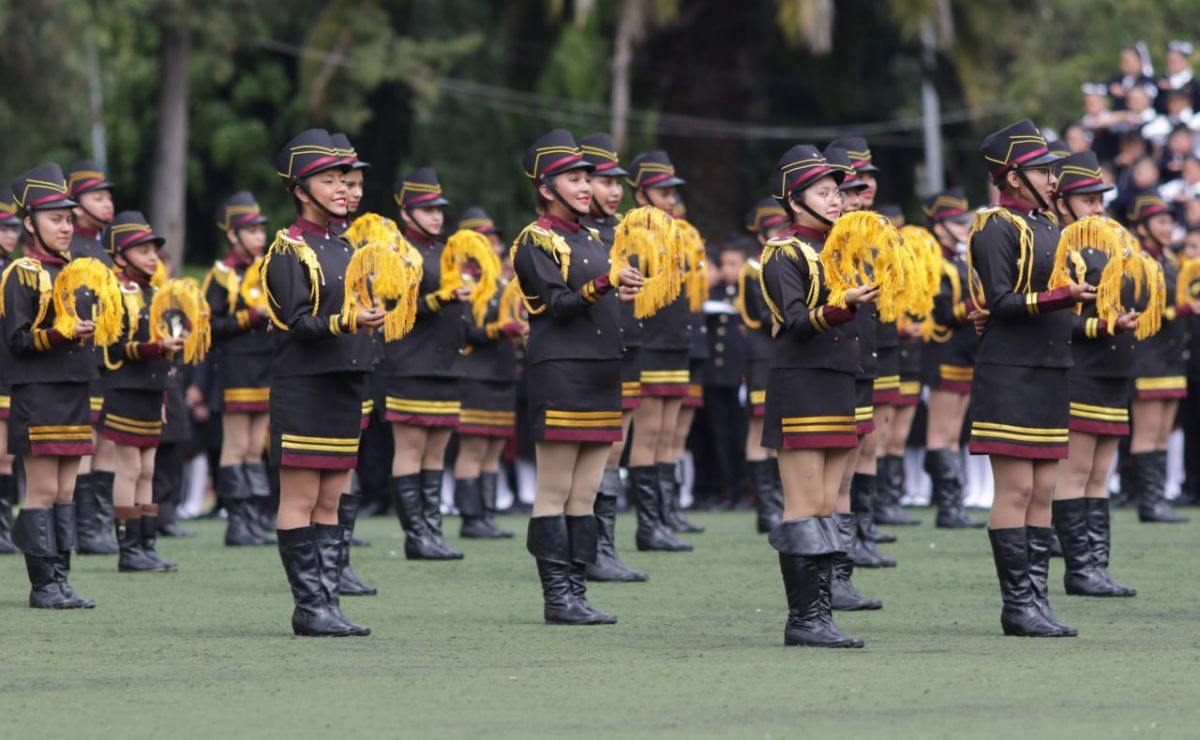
855, 379, 875, 435
89, 378, 104, 424
621, 346, 642, 411
1068, 373, 1130, 436
459, 379, 517, 438
1133, 374, 1187, 400
968, 363, 1069, 460
683, 357, 705, 408
873, 345, 901, 405
0, 382, 9, 421
271, 372, 366, 470
761, 368, 858, 450
382, 375, 460, 428
639, 348, 689, 398
219, 351, 272, 413
748, 357, 769, 418
100, 388, 164, 448
528, 359, 622, 443
8, 381, 94, 457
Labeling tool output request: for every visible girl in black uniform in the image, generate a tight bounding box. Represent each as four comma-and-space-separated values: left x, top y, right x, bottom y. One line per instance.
1, 164, 98, 608
384, 167, 467, 560
0, 197, 20, 553
760, 145, 878, 648
263, 129, 382, 637
669, 199, 706, 533
920, 189, 986, 528
969, 120, 1094, 637
1127, 193, 1192, 523
452, 208, 519, 540
625, 151, 693, 553
741, 198, 789, 534
100, 211, 183, 573
1049, 152, 1138, 597
578, 132, 648, 582
512, 129, 642, 625
203, 192, 275, 547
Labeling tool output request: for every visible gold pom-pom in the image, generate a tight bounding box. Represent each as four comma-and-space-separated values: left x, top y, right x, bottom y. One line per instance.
150, 278, 212, 364
51, 257, 123, 346
341, 212, 422, 342
239, 257, 268, 310
676, 218, 707, 312
441, 229, 500, 324
824, 211, 922, 321
610, 206, 684, 318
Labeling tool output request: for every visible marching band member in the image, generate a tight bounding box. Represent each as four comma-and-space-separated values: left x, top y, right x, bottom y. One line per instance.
0, 196, 20, 553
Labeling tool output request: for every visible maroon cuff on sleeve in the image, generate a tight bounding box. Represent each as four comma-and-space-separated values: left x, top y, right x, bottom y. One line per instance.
824, 305, 856, 327
137, 342, 167, 359
1176, 303, 1195, 318
1036, 286, 1075, 312
45, 328, 68, 347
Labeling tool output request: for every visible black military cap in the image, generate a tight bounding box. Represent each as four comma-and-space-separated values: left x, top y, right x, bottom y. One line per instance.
771, 145, 842, 201
745, 197, 788, 233
922, 187, 972, 224
522, 129, 593, 183
11, 163, 77, 213
216, 191, 269, 231
823, 146, 868, 192
828, 135, 879, 174
66, 160, 115, 199
1127, 191, 1170, 224
458, 206, 498, 235
104, 210, 165, 258
0, 195, 20, 226
627, 150, 685, 190
331, 132, 371, 171
980, 119, 1061, 180
394, 166, 450, 208
877, 204, 905, 223
1054, 151, 1113, 197
275, 128, 347, 183
578, 132, 629, 178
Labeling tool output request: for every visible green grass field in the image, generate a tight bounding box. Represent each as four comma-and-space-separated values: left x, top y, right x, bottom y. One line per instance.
2, 507, 1197, 739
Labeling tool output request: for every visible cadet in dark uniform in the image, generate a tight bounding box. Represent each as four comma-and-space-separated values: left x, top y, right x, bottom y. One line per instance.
99, 211, 182, 573
578, 132, 648, 582
384, 167, 466, 560
741, 198, 788, 532
1048, 152, 1138, 597
760, 145, 877, 647
920, 188, 986, 528
1, 164, 98, 608
512, 129, 643, 625
969, 119, 1095, 637
203, 192, 275, 547
263, 129, 380, 637
669, 198, 706, 533
452, 208, 519, 540
625, 151, 693, 552
65, 160, 119, 555
0, 196, 20, 553
1127, 192, 1192, 523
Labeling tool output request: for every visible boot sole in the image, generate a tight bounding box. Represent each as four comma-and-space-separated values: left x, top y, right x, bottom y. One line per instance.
784, 638, 865, 648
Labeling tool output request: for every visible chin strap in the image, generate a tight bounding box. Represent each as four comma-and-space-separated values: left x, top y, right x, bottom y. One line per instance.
403, 205, 440, 240
1016, 169, 1050, 211
25, 213, 55, 255
77, 202, 111, 230
1054, 194, 1079, 224
792, 193, 833, 228
296, 179, 345, 223
547, 175, 588, 219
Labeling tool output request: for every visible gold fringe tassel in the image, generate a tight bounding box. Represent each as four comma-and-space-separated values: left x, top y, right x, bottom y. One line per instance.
150, 278, 212, 363
52, 257, 123, 346
441, 229, 500, 324
262, 229, 323, 331
508, 223, 573, 316
609, 206, 683, 319
675, 218, 707, 312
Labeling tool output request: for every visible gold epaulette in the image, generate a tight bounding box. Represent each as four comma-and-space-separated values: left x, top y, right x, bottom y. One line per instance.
507, 222, 572, 316
202, 260, 241, 309
966, 207, 1035, 310
736, 260, 762, 330
0, 258, 50, 326
262, 228, 323, 331
758, 235, 821, 323
585, 226, 601, 242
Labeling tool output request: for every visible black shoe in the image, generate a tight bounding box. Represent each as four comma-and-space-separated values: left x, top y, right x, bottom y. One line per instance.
528, 515, 611, 625
565, 514, 617, 623
659, 461, 704, 533
337, 493, 377, 596
750, 460, 781, 534
479, 471, 514, 538
1085, 498, 1136, 596
586, 470, 648, 583
116, 509, 167, 573
155, 500, 196, 537
241, 462, 278, 544
630, 465, 692, 552
420, 469, 463, 558
1053, 498, 1129, 597
220, 465, 268, 546
456, 477, 501, 539
1026, 526, 1078, 636
925, 449, 985, 529
850, 474, 896, 567
13, 508, 78, 609
75, 472, 119, 554
312, 523, 371, 635
51, 503, 96, 608
390, 475, 458, 560
874, 455, 920, 526
1133, 451, 1189, 523
829, 514, 882, 611
139, 506, 177, 572
771, 518, 864, 648
988, 527, 1071, 637
277, 527, 364, 637
0, 473, 19, 553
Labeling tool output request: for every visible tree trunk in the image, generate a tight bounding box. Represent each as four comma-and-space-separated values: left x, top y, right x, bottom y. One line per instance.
610, 0, 637, 150
150, 18, 190, 271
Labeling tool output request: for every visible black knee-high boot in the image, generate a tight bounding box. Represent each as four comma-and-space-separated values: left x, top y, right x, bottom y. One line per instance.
390, 474, 457, 560
456, 477, 499, 539
1085, 498, 1136, 596
312, 523, 370, 636
52, 502, 96, 608
750, 460, 780, 534
75, 471, 119, 554
0, 473, 18, 553
630, 465, 691, 551
830, 513, 882, 611
925, 449, 984, 529
1025, 526, 1077, 635
242, 461, 278, 543
13, 508, 78, 609
874, 455, 920, 526
850, 474, 896, 565
770, 517, 864, 648
527, 514, 607, 625
660, 460, 703, 533
987, 527, 1070, 637
420, 469, 463, 558
566, 514, 617, 624
221, 465, 267, 546
276, 526, 363, 637
479, 471, 513, 538
1134, 451, 1188, 523
116, 506, 165, 573
337, 493, 377, 596
138, 503, 177, 572
1053, 498, 1126, 597
586, 468, 648, 582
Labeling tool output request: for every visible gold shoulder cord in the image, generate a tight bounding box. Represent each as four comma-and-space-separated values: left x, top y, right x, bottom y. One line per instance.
0, 258, 50, 327
758, 236, 819, 324
262, 229, 324, 331
508, 223, 572, 316
966, 207, 1034, 310
735, 261, 762, 330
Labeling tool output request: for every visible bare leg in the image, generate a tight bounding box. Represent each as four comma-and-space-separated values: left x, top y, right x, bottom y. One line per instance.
278, 467, 321, 530
220, 413, 251, 467
391, 424, 429, 477
533, 441, 581, 516
989, 457, 1034, 529
564, 442, 610, 515
1055, 431, 1097, 501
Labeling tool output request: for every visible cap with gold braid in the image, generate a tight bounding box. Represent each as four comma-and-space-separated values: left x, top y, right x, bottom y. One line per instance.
828, 135, 880, 174
0, 194, 20, 226
772, 144, 843, 227
103, 210, 165, 260
578, 132, 629, 178
922, 187, 972, 224
1054, 151, 1113, 196
66, 160, 114, 199
275, 128, 347, 183
394, 166, 450, 209
745, 197, 787, 234
626, 150, 685, 190
331, 132, 371, 171
11, 163, 78, 213
1127, 191, 1170, 224
216, 191, 269, 231
522, 129, 594, 182
979, 118, 1062, 180
823, 146, 868, 192
458, 206, 498, 235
